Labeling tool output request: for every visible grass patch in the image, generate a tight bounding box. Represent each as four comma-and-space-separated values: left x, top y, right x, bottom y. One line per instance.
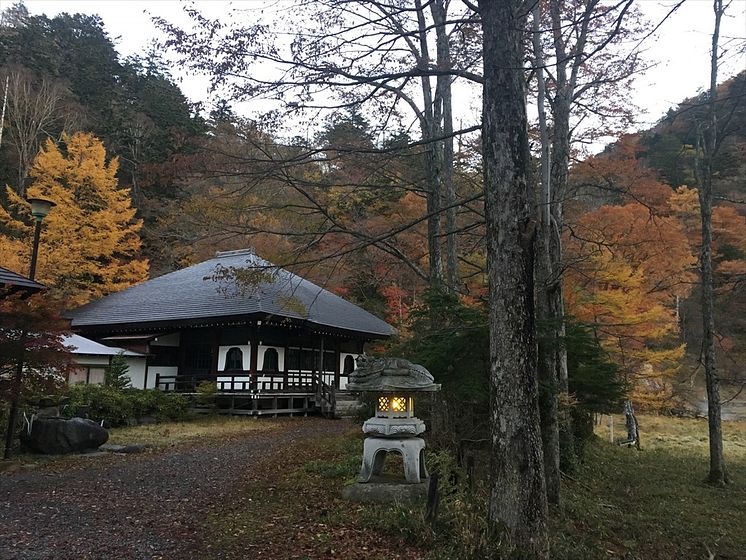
302, 437, 360, 481
551, 415, 746, 559
107, 416, 281, 448
134, 414, 744, 559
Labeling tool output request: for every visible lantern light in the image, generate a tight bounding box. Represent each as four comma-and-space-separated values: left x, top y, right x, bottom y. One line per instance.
376, 394, 413, 419
27, 197, 56, 221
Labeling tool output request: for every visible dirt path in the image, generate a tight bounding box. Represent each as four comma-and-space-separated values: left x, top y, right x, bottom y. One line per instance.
0, 418, 353, 560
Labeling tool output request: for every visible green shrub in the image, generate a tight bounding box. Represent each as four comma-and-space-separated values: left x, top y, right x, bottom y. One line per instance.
63, 385, 190, 427
150, 391, 190, 422
196, 381, 218, 407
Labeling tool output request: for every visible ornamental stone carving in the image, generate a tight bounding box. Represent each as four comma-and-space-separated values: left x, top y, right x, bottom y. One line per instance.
347, 355, 440, 392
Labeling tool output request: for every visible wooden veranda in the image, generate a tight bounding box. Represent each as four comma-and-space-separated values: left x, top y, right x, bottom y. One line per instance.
156, 371, 337, 417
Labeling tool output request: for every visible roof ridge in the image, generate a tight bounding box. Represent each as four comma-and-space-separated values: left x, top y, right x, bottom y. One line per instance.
215, 248, 255, 258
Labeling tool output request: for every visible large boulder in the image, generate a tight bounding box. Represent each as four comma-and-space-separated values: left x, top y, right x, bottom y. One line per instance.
22, 417, 109, 454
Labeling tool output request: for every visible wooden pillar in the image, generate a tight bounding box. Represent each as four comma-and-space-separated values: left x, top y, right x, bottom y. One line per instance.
250, 326, 258, 374
250, 324, 259, 391
283, 343, 289, 390
333, 339, 341, 390
177, 329, 187, 375
144, 353, 150, 390
211, 328, 221, 375
319, 335, 325, 379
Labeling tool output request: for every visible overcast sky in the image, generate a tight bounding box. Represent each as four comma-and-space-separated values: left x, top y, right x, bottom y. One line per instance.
8, 0, 746, 135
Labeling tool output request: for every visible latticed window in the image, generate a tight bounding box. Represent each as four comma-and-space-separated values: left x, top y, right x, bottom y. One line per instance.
322, 350, 335, 372
301, 349, 315, 371
186, 344, 212, 371
262, 348, 279, 371
378, 396, 390, 411
377, 396, 410, 417
287, 348, 300, 371
225, 347, 243, 371
343, 355, 355, 375
391, 397, 407, 413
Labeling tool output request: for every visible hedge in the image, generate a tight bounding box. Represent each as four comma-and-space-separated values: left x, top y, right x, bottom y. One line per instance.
62, 385, 190, 427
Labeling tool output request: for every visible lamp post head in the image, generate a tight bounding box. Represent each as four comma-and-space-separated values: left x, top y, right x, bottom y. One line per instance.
27, 197, 56, 221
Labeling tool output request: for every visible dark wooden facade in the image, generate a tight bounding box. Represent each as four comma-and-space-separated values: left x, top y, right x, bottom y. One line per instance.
79, 316, 367, 416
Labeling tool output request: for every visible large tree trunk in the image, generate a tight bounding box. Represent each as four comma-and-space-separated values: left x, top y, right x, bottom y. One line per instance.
480, 0, 549, 555
699, 181, 727, 484
548, 96, 575, 473
697, 0, 727, 486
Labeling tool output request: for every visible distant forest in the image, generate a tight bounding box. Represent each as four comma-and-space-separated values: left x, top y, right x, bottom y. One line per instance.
0, 3, 744, 408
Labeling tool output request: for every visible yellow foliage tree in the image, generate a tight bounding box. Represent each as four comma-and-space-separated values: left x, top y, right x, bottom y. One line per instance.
0, 132, 148, 306
565, 202, 695, 410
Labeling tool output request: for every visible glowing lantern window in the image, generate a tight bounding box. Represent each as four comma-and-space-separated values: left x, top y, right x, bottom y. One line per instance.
376, 395, 413, 419
391, 397, 407, 413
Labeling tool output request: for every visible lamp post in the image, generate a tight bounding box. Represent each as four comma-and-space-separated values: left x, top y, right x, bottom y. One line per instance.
3, 197, 55, 460
27, 197, 55, 281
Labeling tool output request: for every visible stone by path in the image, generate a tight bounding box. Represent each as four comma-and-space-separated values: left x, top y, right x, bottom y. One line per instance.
0, 418, 352, 560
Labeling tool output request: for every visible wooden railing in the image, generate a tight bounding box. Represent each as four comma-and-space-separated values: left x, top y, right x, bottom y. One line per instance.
313, 374, 336, 418
155, 371, 337, 417
156, 371, 330, 396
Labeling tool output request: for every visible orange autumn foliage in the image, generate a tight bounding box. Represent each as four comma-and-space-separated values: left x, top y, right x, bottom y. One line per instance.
565, 200, 696, 409
571, 135, 674, 210
669, 185, 746, 282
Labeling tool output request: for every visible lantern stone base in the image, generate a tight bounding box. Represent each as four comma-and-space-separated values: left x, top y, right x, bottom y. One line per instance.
362, 417, 425, 437
358, 436, 428, 484
342, 480, 428, 504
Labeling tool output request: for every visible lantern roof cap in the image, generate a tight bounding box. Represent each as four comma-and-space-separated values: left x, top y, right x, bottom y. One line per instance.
347, 356, 440, 392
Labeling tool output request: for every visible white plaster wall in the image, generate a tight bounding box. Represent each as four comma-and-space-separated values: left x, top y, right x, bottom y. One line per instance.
71, 355, 149, 387
218, 344, 251, 371
125, 357, 149, 389
151, 332, 180, 347
258, 345, 285, 372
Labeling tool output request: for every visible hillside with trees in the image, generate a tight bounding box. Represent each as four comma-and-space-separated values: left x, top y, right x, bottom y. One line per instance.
0, 3, 205, 272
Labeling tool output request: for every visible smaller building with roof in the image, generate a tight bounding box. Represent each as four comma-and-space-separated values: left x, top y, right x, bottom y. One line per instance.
63, 334, 147, 386
0, 266, 45, 295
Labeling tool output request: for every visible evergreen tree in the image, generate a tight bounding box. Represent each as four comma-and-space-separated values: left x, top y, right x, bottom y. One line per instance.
104, 352, 131, 389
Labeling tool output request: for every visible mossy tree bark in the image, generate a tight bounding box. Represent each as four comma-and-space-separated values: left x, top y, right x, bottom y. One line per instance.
480, 0, 549, 556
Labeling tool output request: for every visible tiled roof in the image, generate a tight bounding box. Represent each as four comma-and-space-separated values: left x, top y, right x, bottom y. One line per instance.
0, 266, 45, 291
68, 250, 394, 337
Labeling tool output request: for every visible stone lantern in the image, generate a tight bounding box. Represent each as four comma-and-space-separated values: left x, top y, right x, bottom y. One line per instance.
347, 356, 440, 486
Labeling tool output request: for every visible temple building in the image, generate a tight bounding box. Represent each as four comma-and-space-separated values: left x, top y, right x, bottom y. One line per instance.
67, 249, 393, 414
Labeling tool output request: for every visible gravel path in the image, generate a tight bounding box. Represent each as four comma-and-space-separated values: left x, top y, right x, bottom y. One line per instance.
0, 418, 353, 560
